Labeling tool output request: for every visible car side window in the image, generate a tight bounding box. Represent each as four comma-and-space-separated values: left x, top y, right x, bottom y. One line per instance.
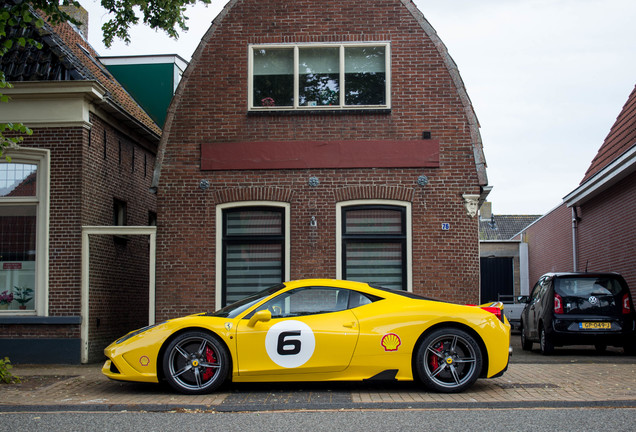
250, 287, 373, 318
530, 282, 542, 301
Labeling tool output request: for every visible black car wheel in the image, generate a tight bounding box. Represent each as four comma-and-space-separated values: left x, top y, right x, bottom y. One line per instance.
539, 327, 554, 355
594, 344, 607, 353
624, 342, 636, 356
520, 324, 533, 351
416, 328, 482, 393
162, 331, 229, 394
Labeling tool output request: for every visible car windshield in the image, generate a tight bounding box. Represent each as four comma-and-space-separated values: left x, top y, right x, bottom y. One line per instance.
209, 284, 286, 318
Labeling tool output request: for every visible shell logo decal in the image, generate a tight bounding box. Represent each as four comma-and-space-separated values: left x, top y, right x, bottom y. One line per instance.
139, 355, 150, 366
381, 333, 401, 351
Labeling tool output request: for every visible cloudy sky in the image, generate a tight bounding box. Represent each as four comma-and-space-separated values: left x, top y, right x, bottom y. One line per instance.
83, 0, 636, 215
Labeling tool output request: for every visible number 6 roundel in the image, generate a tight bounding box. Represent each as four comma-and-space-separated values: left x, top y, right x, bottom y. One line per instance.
265, 320, 316, 368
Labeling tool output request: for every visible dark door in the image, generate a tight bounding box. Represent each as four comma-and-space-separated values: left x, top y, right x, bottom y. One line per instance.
480, 257, 513, 303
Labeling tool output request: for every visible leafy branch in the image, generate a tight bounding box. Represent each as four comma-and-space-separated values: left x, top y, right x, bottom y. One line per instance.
1, 0, 213, 158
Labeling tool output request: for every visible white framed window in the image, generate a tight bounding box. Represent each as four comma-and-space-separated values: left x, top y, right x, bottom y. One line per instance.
336, 200, 412, 291
216, 202, 291, 308
0, 149, 50, 315
248, 43, 391, 110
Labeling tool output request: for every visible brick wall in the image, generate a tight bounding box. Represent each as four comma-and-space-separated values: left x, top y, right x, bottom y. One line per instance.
1, 113, 157, 363
156, 0, 484, 318
577, 172, 636, 295
523, 172, 636, 298
524, 203, 573, 285
82, 115, 157, 362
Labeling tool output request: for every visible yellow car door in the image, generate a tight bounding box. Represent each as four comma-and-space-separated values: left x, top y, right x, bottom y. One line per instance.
236, 308, 360, 376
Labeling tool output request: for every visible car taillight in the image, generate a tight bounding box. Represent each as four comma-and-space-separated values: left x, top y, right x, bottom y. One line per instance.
480, 305, 504, 322
554, 293, 564, 314
623, 294, 632, 314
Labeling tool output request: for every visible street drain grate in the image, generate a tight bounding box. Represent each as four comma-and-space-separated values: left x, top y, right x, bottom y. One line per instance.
497, 383, 560, 389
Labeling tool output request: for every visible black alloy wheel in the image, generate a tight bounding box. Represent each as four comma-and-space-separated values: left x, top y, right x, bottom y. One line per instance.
415, 328, 482, 393
594, 344, 607, 353
539, 327, 554, 355
520, 323, 533, 351
162, 331, 230, 394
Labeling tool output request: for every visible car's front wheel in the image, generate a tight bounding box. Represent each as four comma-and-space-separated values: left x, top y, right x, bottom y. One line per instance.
415, 328, 483, 393
539, 327, 554, 355
162, 331, 230, 394
520, 323, 533, 351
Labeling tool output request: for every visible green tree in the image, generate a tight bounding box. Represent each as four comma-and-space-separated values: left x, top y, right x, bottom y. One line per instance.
1, 0, 211, 157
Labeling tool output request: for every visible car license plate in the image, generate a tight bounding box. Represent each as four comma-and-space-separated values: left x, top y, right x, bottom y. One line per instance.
579, 322, 611, 329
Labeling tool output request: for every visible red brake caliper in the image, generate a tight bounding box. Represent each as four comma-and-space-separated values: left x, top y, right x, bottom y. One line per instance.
429, 342, 444, 371
202, 347, 217, 381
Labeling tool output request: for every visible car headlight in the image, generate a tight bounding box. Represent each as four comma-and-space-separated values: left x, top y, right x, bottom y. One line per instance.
115, 322, 165, 344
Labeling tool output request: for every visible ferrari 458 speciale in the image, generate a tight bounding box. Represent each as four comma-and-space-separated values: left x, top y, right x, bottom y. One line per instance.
102, 279, 511, 393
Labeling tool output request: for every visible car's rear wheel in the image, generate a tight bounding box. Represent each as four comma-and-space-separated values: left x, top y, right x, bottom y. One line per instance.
415, 328, 482, 393
624, 342, 636, 356
520, 323, 533, 351
594, 344, 607, 353
162, 331, 229, 394
539, 327, 554, 355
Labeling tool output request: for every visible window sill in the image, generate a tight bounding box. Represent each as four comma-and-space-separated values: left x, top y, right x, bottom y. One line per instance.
247, 109, 391, 117
0, 316, 81, 325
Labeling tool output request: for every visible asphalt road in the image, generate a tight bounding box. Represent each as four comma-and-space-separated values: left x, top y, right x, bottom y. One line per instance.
1, 408, 635, 432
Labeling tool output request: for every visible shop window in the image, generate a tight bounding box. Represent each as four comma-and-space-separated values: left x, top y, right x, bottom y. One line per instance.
249, 43, 390, 110
221, 206, 286, 306
340, 205, 407, 291
0, 151, 48, 314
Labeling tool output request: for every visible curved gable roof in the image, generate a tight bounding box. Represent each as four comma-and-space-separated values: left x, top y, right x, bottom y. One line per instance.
401, 0, 487, 187
154, 0, 487, 189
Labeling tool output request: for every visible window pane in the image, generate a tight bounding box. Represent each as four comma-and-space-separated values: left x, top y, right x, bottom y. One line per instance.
226, 210, 283, 236
225, 244, 282, 304
253, 48, 294, 107
0, 163, 37, 197
299, 47, 340, 106
345, 242, 402, 290
345, 46, 386, 106
0, 205, 37, 311
345, 208, 402, 234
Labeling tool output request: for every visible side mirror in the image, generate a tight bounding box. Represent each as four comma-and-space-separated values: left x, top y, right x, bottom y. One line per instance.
247, 309, 272, 328
517, 295, 529, 304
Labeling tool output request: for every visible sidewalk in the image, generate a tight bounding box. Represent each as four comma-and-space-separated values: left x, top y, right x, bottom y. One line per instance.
2, 339, 636, 412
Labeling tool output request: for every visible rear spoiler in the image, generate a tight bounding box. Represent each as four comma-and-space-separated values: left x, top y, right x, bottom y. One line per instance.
467, 301, 506, 323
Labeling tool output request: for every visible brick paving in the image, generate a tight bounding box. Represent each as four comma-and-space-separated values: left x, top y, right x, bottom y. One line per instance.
1, 359, 635, 412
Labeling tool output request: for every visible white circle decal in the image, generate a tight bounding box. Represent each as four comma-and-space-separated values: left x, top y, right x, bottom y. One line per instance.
265, 320, 315, 368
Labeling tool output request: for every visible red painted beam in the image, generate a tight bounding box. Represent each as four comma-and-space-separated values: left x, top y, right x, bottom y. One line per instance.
201, 140, 439, 170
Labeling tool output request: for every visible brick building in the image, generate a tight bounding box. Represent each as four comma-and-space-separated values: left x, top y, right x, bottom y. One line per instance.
153, 0, 490, 320
0, 5, 160, 363
521, 84, 636, 295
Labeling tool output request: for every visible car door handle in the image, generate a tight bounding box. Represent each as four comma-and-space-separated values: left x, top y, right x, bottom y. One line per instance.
343, 322, 356, 329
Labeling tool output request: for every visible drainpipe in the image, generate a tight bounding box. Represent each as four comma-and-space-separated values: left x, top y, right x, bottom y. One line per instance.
571, 207, 579, 272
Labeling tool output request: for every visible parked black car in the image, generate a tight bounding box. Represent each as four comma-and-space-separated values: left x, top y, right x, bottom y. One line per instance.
519, 272, 636, 355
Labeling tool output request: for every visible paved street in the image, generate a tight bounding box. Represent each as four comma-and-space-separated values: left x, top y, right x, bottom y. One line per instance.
1, 336, 635, 412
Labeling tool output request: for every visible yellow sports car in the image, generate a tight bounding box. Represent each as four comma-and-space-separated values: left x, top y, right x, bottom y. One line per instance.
102, 279, 511, 394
